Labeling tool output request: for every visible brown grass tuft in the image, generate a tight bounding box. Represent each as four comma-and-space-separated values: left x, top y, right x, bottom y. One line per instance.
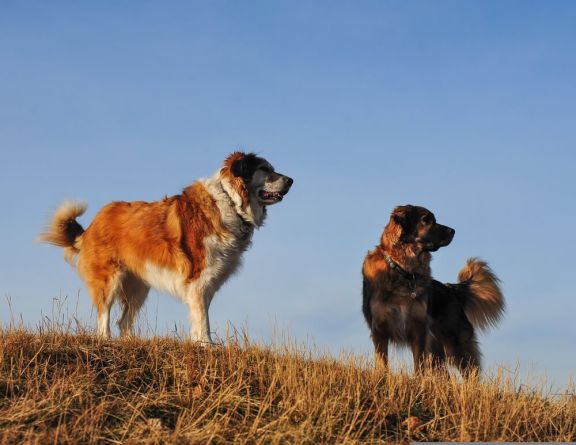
0, 327, 574, 443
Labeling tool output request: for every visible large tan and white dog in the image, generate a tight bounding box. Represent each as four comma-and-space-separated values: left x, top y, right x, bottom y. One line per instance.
39, 152, 293, 343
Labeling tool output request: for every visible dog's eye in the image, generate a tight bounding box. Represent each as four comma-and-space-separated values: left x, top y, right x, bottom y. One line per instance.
421, 215, 432, 224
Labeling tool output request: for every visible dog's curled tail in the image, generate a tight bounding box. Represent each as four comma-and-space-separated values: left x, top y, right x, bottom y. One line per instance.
37, 201, 87, 265
458, 258, 505, 331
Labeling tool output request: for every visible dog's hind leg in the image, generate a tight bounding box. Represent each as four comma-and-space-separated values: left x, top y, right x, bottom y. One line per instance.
432, 323, 481, 375
426, 330, 448, 370
78, 254, 124, 338
453, 333, 481, 375
84, 270, 123, 338
117, 272, 150, 337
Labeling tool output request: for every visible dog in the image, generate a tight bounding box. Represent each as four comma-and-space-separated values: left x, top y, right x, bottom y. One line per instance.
362, 205, 504, 373
39, 152, 293, 343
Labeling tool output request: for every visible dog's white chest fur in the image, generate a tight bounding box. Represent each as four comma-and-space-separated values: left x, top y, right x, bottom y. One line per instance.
197, 232, 252, 293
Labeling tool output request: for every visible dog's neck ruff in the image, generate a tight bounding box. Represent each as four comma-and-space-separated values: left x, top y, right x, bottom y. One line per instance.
218, 176, 265, 229
383, 251, 420, 298
220, 185, 252, 230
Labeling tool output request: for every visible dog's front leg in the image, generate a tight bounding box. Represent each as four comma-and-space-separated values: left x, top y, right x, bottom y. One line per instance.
409, 322, 427, 372
185, 286, 214, 345
371, 325, 390, 370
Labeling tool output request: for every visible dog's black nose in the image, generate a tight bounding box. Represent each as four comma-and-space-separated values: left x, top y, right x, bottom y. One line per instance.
285, 177, 294, 187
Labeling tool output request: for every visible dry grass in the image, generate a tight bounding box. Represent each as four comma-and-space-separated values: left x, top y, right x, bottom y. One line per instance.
0, 326, 575, 444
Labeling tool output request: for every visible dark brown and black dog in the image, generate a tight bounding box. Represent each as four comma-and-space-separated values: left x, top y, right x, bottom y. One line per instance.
362, 205, 504, 373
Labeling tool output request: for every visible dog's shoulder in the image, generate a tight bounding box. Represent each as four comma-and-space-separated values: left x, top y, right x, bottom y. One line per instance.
362, 247, 397, 304
362, 246, 390, 282
181, 181, 226, 226
362, 248, 388, 326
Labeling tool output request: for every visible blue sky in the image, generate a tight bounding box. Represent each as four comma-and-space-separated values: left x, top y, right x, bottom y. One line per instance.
1, 1, 575, 386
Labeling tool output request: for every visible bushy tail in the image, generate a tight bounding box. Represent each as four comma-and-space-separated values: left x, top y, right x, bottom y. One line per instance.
458, 258, 505, 331
37, 201, 87, 265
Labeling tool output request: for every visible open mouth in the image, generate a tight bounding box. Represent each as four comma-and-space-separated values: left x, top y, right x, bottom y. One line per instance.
259, 190, 285, 203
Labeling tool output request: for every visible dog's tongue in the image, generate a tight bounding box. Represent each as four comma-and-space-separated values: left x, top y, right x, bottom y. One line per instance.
263, 191, 282, 200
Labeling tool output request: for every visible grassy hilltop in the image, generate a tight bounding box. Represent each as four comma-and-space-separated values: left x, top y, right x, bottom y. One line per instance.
0, 328, 575, 444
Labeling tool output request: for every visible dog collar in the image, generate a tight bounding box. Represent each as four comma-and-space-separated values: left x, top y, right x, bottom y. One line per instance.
383, 252, 420, 298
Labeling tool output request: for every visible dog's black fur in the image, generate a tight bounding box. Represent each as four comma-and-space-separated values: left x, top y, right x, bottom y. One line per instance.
362, 205, 505, 373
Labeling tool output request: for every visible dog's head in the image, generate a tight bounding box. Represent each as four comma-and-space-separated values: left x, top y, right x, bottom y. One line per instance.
383, 205, 455, 253
222, 152, 293, 206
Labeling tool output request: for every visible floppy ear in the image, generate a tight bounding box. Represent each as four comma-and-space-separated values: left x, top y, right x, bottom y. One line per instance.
231, 158, 247, 178
382, 208, 403, 246
382, 205, 416, 247
231, 153, 260, 180
392, 213, 405, 228
392, 205, 417, 239
392, 206, 411, 231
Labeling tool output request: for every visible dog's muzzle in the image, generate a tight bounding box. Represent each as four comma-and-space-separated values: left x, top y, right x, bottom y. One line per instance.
259, 176, 293, 204
424, 225, 455, 252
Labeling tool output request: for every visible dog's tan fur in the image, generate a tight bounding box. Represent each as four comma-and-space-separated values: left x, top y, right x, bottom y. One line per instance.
39, 152, 292, 342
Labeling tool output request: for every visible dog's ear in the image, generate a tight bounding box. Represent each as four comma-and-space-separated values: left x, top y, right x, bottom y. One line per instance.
382, 206, 410, 246
392, 206, 412, 232
231, 153, 260, 180
231, 158, 246, 178
392, 213, 405, 228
